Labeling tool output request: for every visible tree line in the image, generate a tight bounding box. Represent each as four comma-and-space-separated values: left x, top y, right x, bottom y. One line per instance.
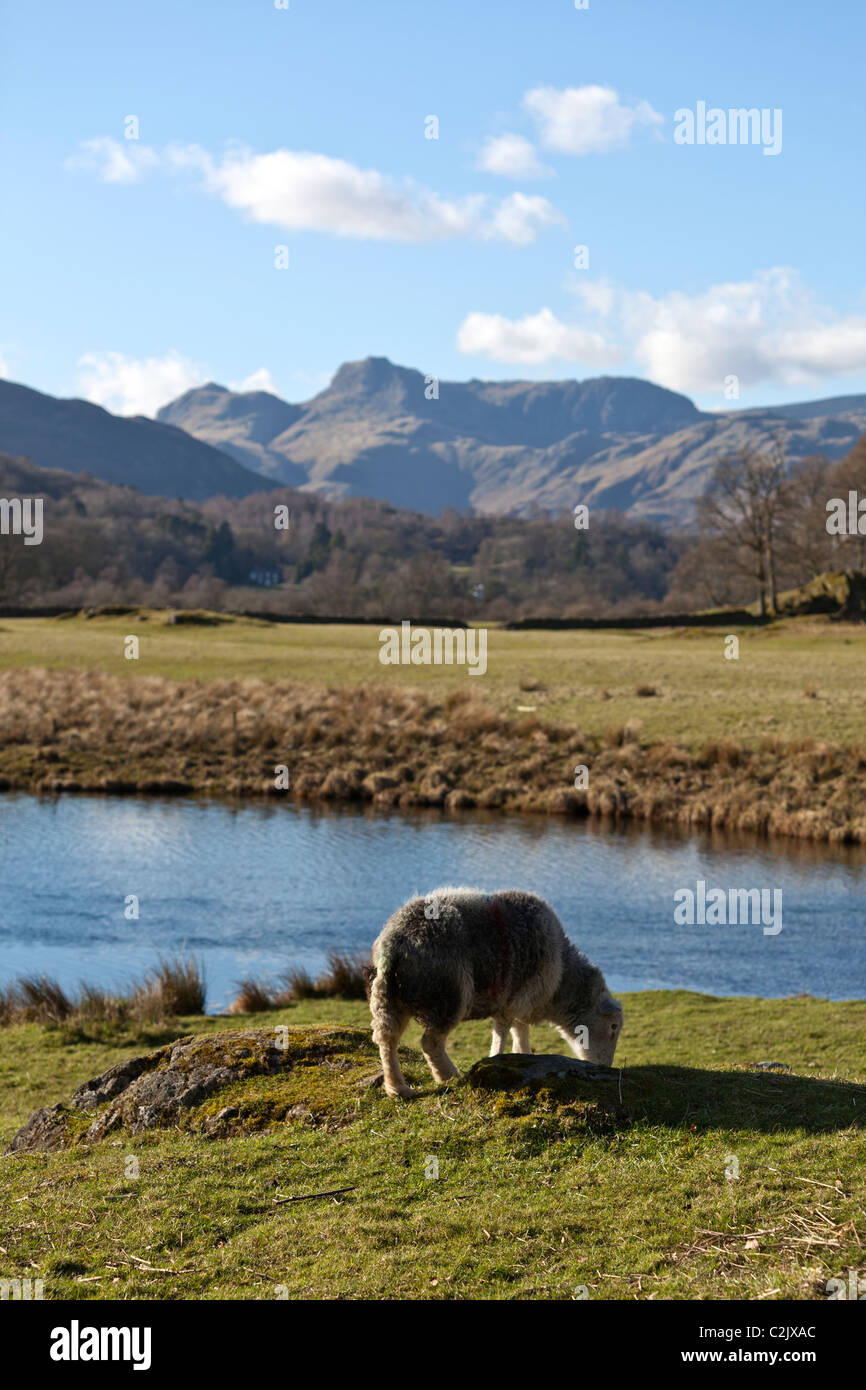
2, 435, 866, 618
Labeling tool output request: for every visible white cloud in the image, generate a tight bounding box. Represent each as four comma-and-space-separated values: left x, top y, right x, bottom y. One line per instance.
477, 133, 552, 179
458, 268, 866, 393
523, 84, 664, 155
76, 350, 205, 416
68, 137, 564, 245
481, 193, 564, 246
456, 306, 623, 368
206, 147, 565, 243
590, 268, 866, 391
66, 136, 161, 184
232, 367, 280, 395
0, 357, 9, 379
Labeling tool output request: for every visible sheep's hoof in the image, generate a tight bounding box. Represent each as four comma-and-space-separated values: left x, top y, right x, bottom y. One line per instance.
385, 1083, 416, 1100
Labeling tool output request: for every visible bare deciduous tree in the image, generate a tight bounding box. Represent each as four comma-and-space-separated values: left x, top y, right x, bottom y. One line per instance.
696, 439, 792, 615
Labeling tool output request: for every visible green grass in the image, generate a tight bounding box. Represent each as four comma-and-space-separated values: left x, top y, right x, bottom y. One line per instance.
2, 612, 866, 747
2, 992, 864, 1301
5, 614, 866, 756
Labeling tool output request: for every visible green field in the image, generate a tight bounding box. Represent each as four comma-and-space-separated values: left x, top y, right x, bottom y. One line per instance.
2, 612, 866, 747
1, 992, 863, 1301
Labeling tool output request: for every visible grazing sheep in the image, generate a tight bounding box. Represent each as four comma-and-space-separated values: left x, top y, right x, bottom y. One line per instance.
368, 886, 623, 1098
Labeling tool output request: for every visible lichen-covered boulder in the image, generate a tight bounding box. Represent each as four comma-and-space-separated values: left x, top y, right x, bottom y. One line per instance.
6, 1026, 382, 1152
6, 1101, 70, 1154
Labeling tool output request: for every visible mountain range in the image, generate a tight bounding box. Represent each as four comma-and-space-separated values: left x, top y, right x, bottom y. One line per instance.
158, 359, 866, 520
0, 378, 269, 501
2, 362, 865, 520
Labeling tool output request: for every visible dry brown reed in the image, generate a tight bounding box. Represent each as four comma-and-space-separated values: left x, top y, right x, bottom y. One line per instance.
1, 667, 865, 845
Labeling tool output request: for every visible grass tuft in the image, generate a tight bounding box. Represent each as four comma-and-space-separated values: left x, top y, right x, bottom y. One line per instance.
131, 955, 206, 1019
229, 950, 372, 1014
0, 956, 206, 1033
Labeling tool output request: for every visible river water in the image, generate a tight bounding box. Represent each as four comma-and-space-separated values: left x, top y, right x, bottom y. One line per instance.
0, 793, 863, 1010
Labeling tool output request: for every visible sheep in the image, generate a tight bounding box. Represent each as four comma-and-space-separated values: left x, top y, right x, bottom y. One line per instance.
367, 886, 623, 1098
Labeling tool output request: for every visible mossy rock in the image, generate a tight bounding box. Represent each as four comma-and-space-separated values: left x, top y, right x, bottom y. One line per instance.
466, 1054, 629, 1142
773, 570, 866, 620
6, 1026, 384, 1152
466, 1053, 619, 1091
163, 610, 232, 626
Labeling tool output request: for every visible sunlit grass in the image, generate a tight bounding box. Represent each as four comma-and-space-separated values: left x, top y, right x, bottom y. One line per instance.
1, 612, 866, 745
1, 992, 863, 1301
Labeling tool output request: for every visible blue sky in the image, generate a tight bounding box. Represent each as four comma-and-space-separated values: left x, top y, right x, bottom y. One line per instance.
2, 0, 866, 416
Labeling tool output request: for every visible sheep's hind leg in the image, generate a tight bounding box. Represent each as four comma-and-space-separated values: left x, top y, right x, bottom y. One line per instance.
421, 1028, 460, 1084
511, 1022, 532, 1054
373, 1013, 414, 1099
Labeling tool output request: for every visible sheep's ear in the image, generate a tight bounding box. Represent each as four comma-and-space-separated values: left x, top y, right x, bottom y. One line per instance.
600, 993, 622, 1015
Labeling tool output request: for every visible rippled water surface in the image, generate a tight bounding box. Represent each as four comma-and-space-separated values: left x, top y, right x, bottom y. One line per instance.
0, 793, 864, 1010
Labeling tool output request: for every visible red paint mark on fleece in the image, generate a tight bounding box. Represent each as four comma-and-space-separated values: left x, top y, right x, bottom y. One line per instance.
486, 896, 511, 1004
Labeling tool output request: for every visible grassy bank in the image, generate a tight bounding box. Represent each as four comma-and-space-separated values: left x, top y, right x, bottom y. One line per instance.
1, 992, 864, 1301
2, 656, 866, 844
2, 610, 866, 743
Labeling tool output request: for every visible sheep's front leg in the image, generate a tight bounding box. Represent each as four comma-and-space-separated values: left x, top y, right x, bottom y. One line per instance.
490, 1016, 511, 1056
511, 1022, 532, 1054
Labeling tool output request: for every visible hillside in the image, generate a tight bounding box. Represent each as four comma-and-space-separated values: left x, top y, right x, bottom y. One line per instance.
0, 450, 681, 617
158, 358, 866, 520
0, 378, 271, 501
156, 380, 305, 482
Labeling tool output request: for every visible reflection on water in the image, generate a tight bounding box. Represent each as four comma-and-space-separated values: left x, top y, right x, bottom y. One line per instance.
0, 792, 864, 1010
